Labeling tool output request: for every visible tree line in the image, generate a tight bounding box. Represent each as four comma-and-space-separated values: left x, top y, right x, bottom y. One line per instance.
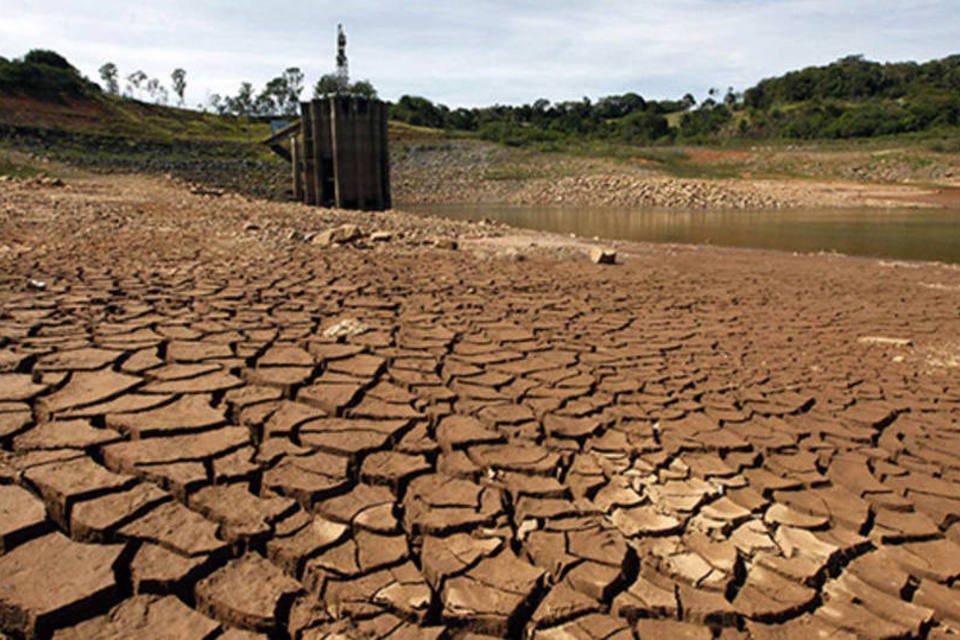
387, 90, 735, 145
386, 54, 960, 144
3, 48, 959, 142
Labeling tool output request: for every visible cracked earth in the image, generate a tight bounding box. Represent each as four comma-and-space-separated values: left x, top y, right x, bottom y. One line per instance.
1, 174, 960, 639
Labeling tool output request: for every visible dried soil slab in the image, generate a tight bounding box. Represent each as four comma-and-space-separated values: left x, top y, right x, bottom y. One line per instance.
442, 550, 546, 636
528, 581, 601, 630
0, 484, 50, 553
828, 571, 934, 634
141, 370, 243, 394
468, 443, 561, 476
51, 594, 220, 640
733, 565, 817, 622
0, 373, 47, 402
37, 368, 141, 415
196, 554, 303, 633
360, 450, 431, 489
421, 533, 503, 589
0, 402, 31, 440
0, 532, 124, 638
106, 395, 225, 438
315, 484, 397, 531
913, 579, 960, 630
13, 419, 121, 452
369, 562, 433, 623
305, 530, 410, 597
259, 344, 314, 367
298, 418, 409, 459
166, 340, 234, 362
267, 515, 349, 577
35, 348, 121, 372
613, 567, 681, 622
118, 500, 227, 557
297, 379, 364, 415
23, 456, 136, 529
327, 354, 385, 379
263, 400, 328, 438
633, 618, 711, 640
102, 427, 248, 471
403, 474, 505, 535
57, 393, 172, 419
745, 614, 859, 640
130, 542, 209, 594
611, 505, 683, 537
70, 482, 170, 542
262, 450, 351, 507
189, 484, 296, 543
348, 396, 423, 421
435, 414, 503, 451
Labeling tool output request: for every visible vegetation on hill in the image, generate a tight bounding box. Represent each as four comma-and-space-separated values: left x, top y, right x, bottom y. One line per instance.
0, 50, 100, 101
388, 54, 960, 147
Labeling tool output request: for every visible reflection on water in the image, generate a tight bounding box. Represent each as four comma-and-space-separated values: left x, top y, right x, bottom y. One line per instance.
409, 203, 960, 263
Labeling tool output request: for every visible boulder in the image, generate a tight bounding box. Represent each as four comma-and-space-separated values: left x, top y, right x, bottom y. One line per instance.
590, 247, 617, 265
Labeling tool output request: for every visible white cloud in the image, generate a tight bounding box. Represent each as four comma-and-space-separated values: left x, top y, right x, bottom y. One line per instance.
1, 0, 957, 108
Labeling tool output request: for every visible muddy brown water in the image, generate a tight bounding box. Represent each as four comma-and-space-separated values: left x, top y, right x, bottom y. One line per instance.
409, 203, 960, 263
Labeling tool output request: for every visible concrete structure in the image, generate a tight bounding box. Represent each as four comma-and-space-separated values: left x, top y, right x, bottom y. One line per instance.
300, 96, 390, 210
268, 96, 390, 211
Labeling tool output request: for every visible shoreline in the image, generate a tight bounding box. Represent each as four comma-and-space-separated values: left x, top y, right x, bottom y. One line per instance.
395, 172, 960, 211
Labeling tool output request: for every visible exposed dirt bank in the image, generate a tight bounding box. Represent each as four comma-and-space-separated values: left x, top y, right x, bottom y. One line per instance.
392, 140, 960, 210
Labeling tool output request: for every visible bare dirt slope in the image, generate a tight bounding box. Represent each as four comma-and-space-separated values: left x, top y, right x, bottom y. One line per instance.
1, 174, 960, 639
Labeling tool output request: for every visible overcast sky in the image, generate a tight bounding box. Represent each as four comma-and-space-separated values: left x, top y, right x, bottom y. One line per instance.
2, 0, 958, 108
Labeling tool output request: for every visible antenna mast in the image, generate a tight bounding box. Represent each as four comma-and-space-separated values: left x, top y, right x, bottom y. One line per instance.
336, 24, 349, 92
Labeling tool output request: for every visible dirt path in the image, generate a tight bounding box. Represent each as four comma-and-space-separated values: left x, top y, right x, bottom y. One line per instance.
1, 174, 960, 639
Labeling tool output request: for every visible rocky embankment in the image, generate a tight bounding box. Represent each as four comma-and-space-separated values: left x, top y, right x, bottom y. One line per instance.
392, 142, 789, 208
510, 174, 786, 209
391, 139, 956, 210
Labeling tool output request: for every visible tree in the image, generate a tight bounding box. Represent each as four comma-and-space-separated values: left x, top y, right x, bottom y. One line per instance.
171, 68, 186, 106
99, 62, 119, 94
208, 93, 226, 115
314, 73, 345, 97
146, 77, 160, 102
224, 82, 256, 116
281, 67, 304, 113
681, 93, 697, 110
259, 78, 284, 115
350, 79, 377, 99
724, 87, 739, 108
617, 111, 671, 143
126, 70, 147, 98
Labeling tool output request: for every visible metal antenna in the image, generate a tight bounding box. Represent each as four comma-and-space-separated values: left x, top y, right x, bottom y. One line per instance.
336, 24, 349, 92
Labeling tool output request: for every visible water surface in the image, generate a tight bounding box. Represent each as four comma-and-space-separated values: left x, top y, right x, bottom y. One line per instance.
409, 203, 960, 264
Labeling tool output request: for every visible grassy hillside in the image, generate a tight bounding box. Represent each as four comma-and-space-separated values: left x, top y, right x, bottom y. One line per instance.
0, 91, 269, 143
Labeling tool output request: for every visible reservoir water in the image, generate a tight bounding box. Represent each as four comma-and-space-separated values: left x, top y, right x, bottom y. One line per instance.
410, 203, 960, 264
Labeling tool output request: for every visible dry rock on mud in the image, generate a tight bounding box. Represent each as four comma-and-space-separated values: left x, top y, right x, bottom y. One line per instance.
1, 173, 960, 639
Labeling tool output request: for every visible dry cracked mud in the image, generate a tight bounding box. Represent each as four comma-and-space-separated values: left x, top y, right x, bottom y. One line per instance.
1, 173, 960, 639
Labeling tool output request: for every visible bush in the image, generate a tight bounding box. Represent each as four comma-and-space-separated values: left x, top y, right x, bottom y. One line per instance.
477, 122, 563, 147
679, 105, 732, 139
0, 49, 99, 100
616, 111, 671, 143
22, 49, 73, 69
